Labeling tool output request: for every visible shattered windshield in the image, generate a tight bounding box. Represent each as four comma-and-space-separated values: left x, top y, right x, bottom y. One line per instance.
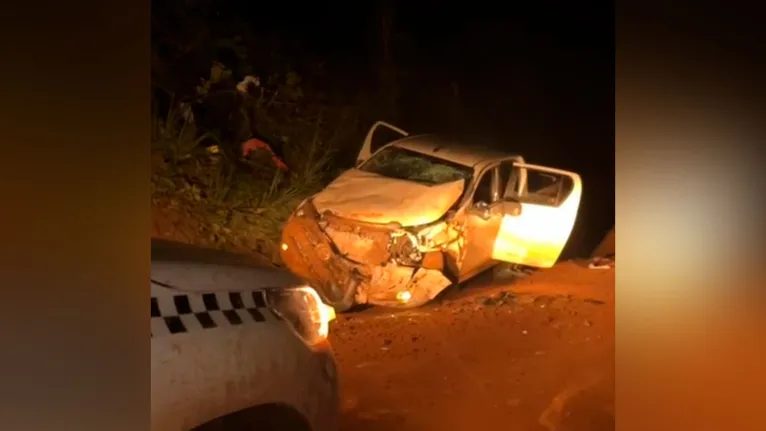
359, 146, 473, 185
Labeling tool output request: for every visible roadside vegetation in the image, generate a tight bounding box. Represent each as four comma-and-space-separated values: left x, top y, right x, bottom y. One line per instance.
150, 0, 448, 264
151, 63, 364, 263
150, 1, 371, 264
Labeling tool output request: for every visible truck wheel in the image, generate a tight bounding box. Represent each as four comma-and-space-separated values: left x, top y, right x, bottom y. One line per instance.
329, 295, 356, 313
492, 263, 532, 282
325, 280, 358, 313
192, 403, 311, 431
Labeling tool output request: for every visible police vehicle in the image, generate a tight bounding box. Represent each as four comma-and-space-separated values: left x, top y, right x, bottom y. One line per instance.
151, 240, 338, 431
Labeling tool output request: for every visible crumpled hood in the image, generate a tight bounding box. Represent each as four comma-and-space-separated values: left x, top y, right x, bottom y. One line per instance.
311, 169, 465, 227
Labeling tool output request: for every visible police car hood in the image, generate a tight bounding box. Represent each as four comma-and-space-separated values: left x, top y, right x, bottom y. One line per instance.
151, 240, 302, 293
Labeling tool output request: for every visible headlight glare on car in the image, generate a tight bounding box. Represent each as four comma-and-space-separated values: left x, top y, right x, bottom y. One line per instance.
265, 286, 336, 346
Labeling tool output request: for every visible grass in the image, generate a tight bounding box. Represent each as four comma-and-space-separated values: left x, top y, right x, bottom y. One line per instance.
150, 101, 354, 264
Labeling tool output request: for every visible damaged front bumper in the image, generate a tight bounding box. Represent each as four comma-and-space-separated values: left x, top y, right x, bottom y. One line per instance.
279, 200, 459, 310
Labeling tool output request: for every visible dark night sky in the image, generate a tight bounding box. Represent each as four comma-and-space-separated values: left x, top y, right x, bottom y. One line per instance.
213, 0, 614, 257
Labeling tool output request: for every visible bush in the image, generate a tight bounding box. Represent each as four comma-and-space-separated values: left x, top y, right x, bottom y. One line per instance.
151, 67, 362, 264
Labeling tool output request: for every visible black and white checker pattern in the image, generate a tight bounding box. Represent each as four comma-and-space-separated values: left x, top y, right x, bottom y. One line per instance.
151, 290, 280, 338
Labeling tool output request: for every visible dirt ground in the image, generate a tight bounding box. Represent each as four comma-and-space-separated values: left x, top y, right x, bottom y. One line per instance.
330, 261, 615, 431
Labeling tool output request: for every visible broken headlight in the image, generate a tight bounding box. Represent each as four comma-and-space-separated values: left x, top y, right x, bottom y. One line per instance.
389, 232, 423, 265
265, 286, 336, 347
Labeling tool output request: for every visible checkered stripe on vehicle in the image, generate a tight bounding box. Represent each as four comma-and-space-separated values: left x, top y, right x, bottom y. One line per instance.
151, 291, 279, 338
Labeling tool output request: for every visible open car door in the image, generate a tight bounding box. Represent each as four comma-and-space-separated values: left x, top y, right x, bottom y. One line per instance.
356, 121, 409, 165
492, 163, 582, 268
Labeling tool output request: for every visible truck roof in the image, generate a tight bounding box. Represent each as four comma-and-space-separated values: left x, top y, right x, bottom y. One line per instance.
390, 134, 520, 168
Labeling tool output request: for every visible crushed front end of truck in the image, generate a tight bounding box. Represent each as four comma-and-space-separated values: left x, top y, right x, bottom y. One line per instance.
280, 199, 466, 311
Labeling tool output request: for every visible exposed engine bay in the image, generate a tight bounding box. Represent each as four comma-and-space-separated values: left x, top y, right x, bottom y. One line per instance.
280, 198, 466, 311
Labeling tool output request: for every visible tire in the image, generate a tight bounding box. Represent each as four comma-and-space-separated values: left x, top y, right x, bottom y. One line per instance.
328, 294, 356, 313
192, 403, 312, 431
492, 262, 517, 281
492, 262, 534, 281
323, 279, 358, 313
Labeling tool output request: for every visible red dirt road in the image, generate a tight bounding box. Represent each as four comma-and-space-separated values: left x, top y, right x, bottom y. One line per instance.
330, 261, 615, 431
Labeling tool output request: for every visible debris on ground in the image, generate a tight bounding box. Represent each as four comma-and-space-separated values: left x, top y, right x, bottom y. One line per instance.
481, 290, 516, 306
333, 260, 614, 431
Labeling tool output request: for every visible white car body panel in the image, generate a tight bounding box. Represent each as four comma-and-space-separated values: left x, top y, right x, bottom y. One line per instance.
311, 169, 465, 227
151, 242, 338, 431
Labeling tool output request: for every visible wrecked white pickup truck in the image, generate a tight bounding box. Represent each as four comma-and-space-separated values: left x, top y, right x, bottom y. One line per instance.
280, 121, 583, 311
